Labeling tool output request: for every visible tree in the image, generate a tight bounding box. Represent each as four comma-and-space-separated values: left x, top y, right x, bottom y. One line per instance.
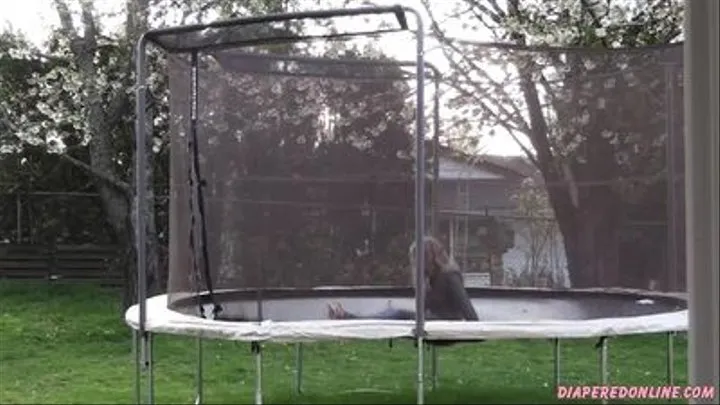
1, 0, 416, 303
1, 31, 114, 245
420, 0, 683, 288
0, 0, 301, 307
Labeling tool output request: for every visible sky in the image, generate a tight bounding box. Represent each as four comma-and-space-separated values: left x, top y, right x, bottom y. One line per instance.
2, 0, 527, 156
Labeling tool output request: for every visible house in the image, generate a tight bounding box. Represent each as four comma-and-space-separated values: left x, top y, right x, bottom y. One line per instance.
431, 146, 569, 288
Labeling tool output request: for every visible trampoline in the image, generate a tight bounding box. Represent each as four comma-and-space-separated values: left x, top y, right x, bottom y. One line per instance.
127, 4, 689, 405
125, 285, 687, 404
126, 287, 686, 341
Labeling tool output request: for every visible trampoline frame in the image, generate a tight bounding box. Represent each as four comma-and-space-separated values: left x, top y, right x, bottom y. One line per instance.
131, 6, 687, 405
126, 288, 682, 405
134, 5, 433, 404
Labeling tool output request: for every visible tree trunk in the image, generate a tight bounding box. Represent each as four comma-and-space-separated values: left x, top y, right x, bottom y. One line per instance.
50, 0, 161, 309
512, 45, 625, 289
556, 202, 622, 289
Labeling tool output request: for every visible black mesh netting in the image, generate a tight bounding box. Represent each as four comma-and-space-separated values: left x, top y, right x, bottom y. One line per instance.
443, 42, 684, 291
166, 45, 435, 312
163, 38, 685, 318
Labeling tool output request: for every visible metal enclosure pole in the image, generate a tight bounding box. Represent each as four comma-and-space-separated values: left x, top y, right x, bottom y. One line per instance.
405, 6, 427, 405
684, 1, 720, 402
134, 5, 432, 404
134, 34, 149, 405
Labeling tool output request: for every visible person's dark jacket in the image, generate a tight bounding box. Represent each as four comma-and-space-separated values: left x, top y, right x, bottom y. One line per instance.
426, 269, 479, 321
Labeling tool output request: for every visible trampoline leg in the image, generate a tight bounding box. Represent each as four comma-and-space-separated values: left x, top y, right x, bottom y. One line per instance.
294, 343, 304, 395
145, 332, 155, 405
552, 338, 561, 390
430, 345, 438, 391
666, 332, 675, 385
597, 337, 609, 405
252, 342, 263, 405
195, 337, 203, 405
416, 337, 425, 405
134, 330, 141, 405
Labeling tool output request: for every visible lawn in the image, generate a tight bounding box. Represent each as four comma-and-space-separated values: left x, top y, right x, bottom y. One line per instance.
0, 281, 688, 404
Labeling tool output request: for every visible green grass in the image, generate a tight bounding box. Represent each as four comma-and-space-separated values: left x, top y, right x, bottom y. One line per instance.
0, 281, 689, 404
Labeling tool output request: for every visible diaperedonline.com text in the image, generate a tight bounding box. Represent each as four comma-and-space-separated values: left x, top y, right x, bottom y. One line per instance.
557, 385, 716, 401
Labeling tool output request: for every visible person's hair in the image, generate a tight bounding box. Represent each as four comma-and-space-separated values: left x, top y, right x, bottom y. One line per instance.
407, 236, 460, 289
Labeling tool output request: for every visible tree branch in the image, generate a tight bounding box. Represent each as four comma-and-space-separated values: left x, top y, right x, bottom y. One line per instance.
80, 0, 99, 49
579, 0, 610, 47
420, 0, 538, 165
60, 152, 131, 195
505, 0, 555, 173
53, 0, 78, 40
1, 107, 131, 196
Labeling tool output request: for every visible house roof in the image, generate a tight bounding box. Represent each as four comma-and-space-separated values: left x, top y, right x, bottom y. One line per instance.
432, 143, 535, 182
477, 154, 540, 179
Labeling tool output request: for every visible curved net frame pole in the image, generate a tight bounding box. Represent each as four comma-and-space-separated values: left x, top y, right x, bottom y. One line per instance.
136, 5, 425, 403
404, 6, 427, 405
134, 33, 154, 405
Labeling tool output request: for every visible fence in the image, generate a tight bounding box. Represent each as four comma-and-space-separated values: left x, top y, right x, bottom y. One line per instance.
0, 183, 684, 292
0, 191, 147, 286
0, 243, 123, 286
0, 191, 116, 245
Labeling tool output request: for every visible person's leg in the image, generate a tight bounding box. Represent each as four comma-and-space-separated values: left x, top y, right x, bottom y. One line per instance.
327, 303, 416, 320
376, 307, 415, 320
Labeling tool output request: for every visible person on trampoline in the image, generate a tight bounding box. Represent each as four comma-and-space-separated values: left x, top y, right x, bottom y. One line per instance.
327, 236, 479, 322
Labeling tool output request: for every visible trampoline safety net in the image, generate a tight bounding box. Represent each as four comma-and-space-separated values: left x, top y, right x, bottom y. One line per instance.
160, 19, 686, 320
166, 41, 435, 315
443, 42, 685, 292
